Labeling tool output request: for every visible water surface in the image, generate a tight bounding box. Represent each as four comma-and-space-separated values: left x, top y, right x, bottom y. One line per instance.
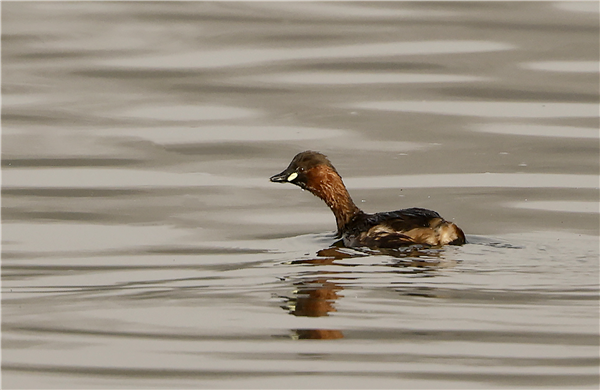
2, 2, 599, 389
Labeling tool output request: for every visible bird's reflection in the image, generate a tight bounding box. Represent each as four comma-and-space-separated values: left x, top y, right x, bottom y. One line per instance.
283, 277, 342, 317
281, 276, 345, 340
280, 243, 447, 340
293, 328, 344, 340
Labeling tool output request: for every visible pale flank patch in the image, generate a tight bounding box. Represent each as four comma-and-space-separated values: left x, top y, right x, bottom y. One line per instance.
287, 172, 299, 182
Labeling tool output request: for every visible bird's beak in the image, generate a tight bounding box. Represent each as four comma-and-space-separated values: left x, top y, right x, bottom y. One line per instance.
269, 170, 289, 183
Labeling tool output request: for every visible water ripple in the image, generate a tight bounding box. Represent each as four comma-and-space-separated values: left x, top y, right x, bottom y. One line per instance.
474, 123, 599, 139
100, 40, 514, 69
238, 72, 485, 85
349, 101, 598, 118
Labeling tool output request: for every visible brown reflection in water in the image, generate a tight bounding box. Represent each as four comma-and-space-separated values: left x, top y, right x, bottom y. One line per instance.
292, 245, 361, 266
282, 244, 446, 340
294, 328, 344, 340
283, 277, 345, 340
281, 247, 351, 339
284, 277, 343, 317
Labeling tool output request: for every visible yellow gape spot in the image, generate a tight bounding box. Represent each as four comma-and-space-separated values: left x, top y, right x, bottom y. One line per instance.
287, 172, 298, 182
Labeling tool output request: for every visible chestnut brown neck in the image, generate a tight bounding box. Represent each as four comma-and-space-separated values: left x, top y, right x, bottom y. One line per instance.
305, 165, 362, 234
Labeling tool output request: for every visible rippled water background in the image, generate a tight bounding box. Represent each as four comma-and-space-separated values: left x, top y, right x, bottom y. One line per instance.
2, 2, 599, 389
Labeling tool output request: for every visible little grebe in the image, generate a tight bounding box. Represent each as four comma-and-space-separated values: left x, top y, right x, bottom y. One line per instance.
270, 151, 466, 248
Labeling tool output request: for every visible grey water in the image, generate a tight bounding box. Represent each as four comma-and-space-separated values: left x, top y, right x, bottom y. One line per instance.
2, 2, 599, 389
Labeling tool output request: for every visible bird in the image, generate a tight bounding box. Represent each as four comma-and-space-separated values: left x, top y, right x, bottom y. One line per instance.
270, 150, 465, 249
